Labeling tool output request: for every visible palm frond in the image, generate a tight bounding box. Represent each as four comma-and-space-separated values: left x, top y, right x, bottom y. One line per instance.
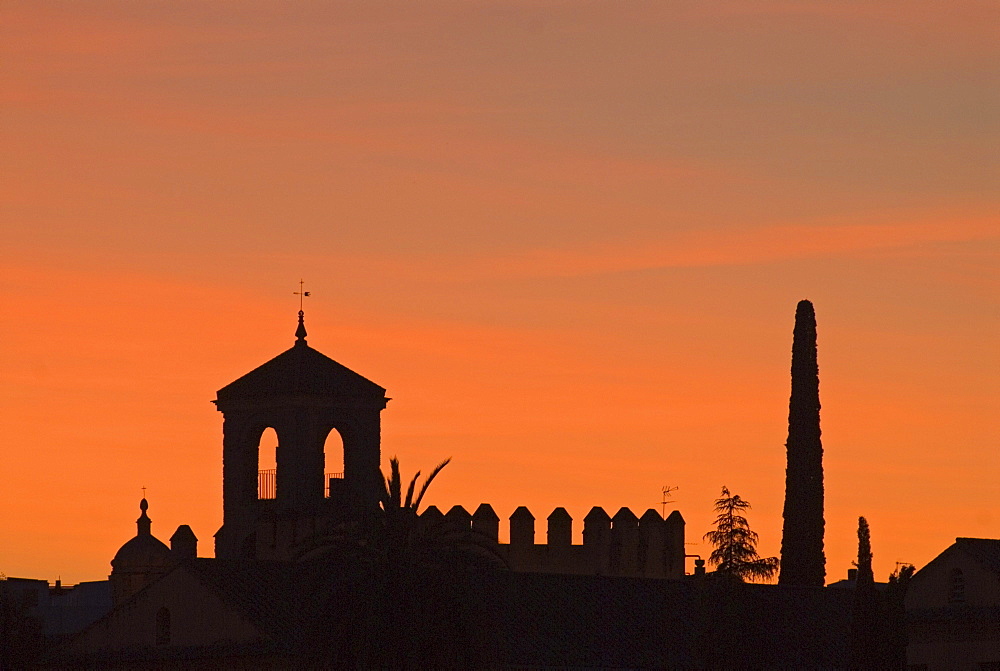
388, 457, 402, 508
413, 457, 451, 511
403, 471, 420, 509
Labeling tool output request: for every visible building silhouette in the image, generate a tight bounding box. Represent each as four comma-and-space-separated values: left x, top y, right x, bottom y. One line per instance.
42, 311, 699, 666
12, 302, 974, 667
905, 538, 1000, 668
208, 310, 688, 575
213, 309, 388, 561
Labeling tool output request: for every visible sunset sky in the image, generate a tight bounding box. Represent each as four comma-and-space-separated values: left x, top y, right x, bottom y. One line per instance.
2, 1, 997, 585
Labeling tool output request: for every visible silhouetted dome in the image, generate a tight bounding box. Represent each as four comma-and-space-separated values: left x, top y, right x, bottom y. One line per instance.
111, 498, 173, 570
111, 534, 173, 569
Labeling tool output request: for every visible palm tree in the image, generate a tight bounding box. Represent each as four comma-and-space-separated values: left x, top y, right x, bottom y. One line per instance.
376, 456, 458, 565
323, 456, 502, 669
297, 456, 453, 562
703, 486, 779, 582
381, 455, 451, 517
378, 455, 504, 571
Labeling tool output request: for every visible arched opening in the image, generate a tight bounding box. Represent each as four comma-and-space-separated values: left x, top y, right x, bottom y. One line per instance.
257, 427, 278, 500
323, 428, 345, 501
155, 607, 171, 645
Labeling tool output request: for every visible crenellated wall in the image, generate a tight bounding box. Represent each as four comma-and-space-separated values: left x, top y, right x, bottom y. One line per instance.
423, 504, 686, 579
243, 502, 686, 575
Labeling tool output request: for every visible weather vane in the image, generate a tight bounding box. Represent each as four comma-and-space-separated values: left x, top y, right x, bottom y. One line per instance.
294, 279, 311, 312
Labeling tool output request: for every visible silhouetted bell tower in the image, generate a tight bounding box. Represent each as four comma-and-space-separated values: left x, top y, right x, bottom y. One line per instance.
213, 310, 389, 559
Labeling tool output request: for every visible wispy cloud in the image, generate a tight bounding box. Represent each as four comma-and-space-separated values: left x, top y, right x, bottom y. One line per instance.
484, 215, 999, 278
293, 212, 998, 282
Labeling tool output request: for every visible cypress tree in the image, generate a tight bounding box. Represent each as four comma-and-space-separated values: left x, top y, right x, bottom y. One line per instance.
850, 517, 884, 669
778, 299, 826, 586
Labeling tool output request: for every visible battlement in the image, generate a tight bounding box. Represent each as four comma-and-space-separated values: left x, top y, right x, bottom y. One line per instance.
245, 502, 686, 577
422, 504, 686, 579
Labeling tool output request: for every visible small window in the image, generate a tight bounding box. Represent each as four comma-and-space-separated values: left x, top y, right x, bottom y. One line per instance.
323, 428, 345, 499
258, 427, 278, 500
948, 568, 965, 604
155, 607, 171, 645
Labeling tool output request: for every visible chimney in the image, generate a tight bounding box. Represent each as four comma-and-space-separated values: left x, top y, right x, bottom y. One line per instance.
170, 525, 198, 560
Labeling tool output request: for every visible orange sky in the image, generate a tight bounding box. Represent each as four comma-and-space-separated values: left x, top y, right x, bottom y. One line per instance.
1, 1, 997, 585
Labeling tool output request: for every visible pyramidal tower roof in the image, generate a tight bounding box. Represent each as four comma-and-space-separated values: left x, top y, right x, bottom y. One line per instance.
215, 310, 386, 405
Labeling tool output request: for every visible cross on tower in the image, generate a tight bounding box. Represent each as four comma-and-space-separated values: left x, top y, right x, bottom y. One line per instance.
294, 279, 311, 312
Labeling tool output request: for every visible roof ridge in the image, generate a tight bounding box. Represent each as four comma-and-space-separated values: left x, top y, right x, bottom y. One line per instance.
216, 343, 386, 402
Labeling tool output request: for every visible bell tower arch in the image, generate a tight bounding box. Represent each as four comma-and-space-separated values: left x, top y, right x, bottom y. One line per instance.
213, 310, 389, 559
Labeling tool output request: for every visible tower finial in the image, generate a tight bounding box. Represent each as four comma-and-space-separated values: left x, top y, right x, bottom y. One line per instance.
294, 280, 310, 345
137, 497, 152, 536
295, 310, 308, 344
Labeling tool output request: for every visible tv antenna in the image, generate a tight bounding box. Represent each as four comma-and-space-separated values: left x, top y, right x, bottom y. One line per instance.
661, 485, 678, 516
894, 561, 914, 575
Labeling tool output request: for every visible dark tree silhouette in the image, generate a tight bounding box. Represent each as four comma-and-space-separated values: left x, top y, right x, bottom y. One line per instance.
855, 517, 874, 584
301, 456, 454, 562
372, 456, 501, 570
375, 456, 502, 567
779, 299, 826, 587
850, 517, 883, 669
381, 456, 451, 517
886, 563, 916, 670
703, 487, 779, 583
319, 456, 503, 669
